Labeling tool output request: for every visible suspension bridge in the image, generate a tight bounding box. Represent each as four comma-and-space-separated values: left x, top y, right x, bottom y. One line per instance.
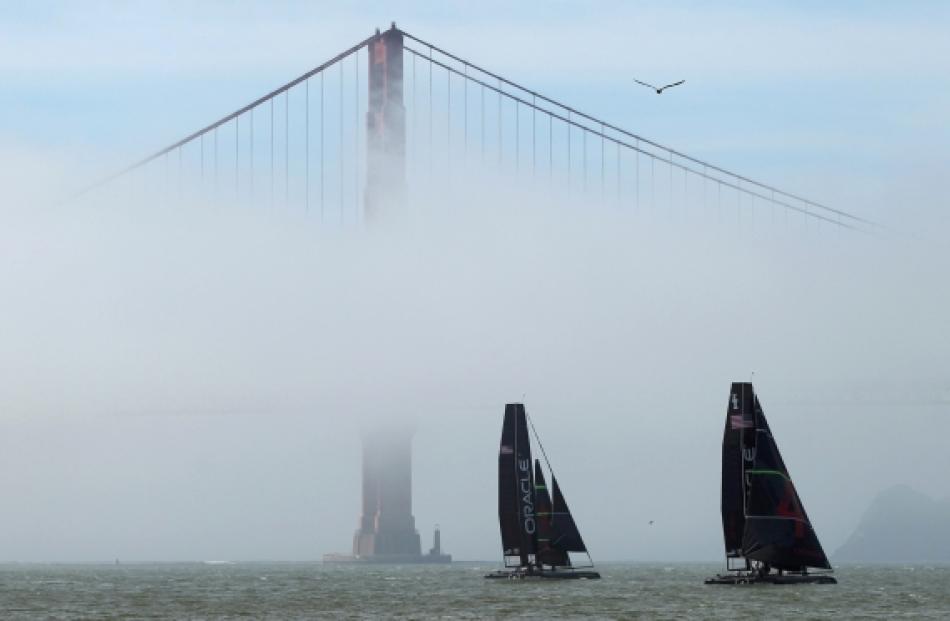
81, 23, 878, 234
49, 22, 896, 567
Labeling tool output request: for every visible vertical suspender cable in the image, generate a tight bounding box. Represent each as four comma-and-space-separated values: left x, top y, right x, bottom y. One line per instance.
616, 142, 621, 203
750, 190, 754, 232
429, 48, 433, 176
306, 78, 310, 212
497, 78, 501, 168
285, 91, 289, 206
601, 123, 605, 201
567, 112, 571, 193
736, 179, 742, 227
447, 68, 451, 176
582, 128, 587, 193
532, 95, 536, 178
235, 116, 239, 197
480, 84, 485, 165
463, 65, 468, 156
340, 60, 344, 221
718, 179, 722, 221
650, 154, 656, 210
669, 152, 673, 216
270, 98, 275, 205
515, 101, 519, 174
355, 51, 360, 219
412, 53, 417, 172
741, 189, 746, 230
321, 72, 325, 220
635, 139, 639, 211
703, 164, 707, 216
250, 108, 254, 199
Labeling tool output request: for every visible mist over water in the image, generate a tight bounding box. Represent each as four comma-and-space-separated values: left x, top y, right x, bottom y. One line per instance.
1, 160, 947, 564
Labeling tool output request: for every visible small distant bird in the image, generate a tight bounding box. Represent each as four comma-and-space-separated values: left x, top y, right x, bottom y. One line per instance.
634, 78, 685, 94
648, 520, 654, 526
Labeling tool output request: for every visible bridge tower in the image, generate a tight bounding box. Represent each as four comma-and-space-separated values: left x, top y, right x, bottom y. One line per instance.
352, 427, 421, 559
364, 23, 406, 224
347, 24, 426, 562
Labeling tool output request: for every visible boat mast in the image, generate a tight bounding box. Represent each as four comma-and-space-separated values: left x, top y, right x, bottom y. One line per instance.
739, 384, 749, 572
514, 409, 528, 568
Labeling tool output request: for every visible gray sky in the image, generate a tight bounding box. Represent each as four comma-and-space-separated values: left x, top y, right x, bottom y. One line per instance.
1, 1, 948, 562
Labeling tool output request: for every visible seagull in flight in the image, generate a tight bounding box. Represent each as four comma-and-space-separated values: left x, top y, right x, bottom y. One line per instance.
634, 78, 685, 94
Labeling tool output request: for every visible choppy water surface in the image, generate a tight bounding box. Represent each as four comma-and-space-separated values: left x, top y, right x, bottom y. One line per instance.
1, 562, 948, 619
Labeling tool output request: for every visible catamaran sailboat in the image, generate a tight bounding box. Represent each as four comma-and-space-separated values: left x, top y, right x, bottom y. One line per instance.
705, 382, 836, 585
485, 403, 600, 580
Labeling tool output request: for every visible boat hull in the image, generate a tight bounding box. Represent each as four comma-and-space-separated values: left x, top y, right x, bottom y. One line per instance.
704, 572, 836, 585
484, 568, 601, 580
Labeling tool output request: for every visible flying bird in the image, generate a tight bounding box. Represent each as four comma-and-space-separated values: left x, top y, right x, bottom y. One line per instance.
634, 79, 685, 94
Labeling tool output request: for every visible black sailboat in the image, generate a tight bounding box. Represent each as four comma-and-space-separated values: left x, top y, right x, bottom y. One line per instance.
706, 382, 836, 585
485, 403, 600, 580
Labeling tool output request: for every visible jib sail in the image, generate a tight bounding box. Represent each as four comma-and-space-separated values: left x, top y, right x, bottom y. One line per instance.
534, 460, 570, 567
550, 474, 588, 553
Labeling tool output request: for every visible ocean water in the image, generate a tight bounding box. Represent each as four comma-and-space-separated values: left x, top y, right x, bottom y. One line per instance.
1, 562, 948, 619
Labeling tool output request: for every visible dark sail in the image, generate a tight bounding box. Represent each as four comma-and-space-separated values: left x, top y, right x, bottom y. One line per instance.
498, 403, 537, 566
534, 460, 570, 567
737, 384, 832, 571
550, 475, 587, 553
721, 382, 755, 559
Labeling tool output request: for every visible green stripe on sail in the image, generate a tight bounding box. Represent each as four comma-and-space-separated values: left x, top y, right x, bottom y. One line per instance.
746, 469, 790, 481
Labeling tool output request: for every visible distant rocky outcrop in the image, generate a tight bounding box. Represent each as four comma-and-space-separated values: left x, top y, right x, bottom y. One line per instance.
835, 485, 950, 563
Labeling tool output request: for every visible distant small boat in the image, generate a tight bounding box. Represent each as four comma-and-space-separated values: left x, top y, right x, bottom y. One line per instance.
705, 383, 836, 585
485, 403, 600, 580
